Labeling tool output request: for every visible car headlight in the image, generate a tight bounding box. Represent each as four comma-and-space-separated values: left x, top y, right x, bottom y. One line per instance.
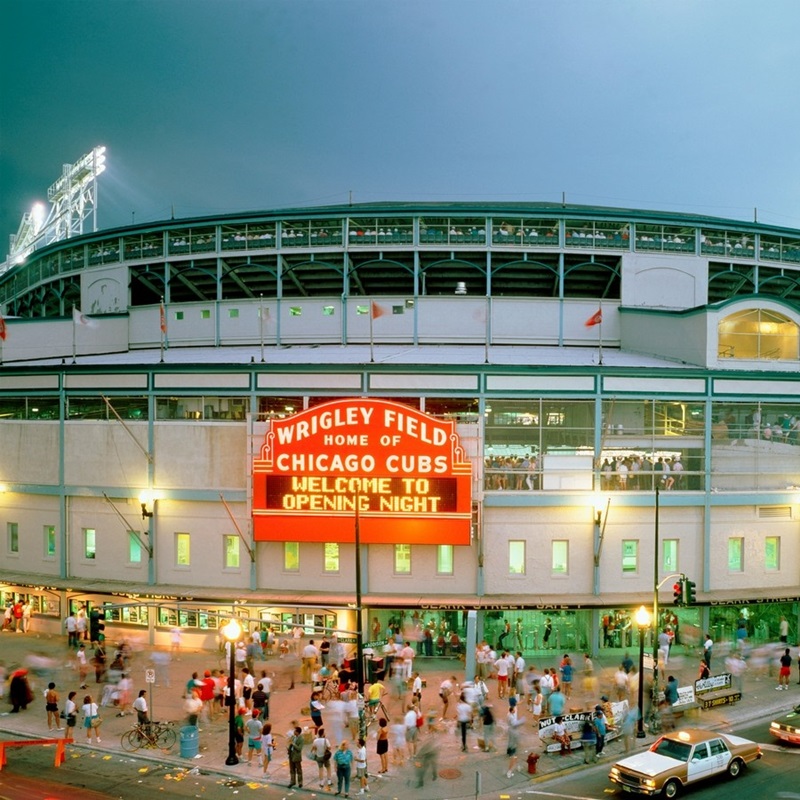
610, 768, 620, 777
770, 722, 780, 730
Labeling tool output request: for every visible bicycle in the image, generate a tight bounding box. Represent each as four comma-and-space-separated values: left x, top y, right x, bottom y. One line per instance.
120, 721, 177, 752
364, 700, 391, 728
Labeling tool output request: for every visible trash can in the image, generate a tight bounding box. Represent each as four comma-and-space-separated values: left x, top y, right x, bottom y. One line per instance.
527, 752, 540, 775
180, 725, 199, 758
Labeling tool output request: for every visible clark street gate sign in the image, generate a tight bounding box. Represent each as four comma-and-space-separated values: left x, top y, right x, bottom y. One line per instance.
252, 398, 472, 545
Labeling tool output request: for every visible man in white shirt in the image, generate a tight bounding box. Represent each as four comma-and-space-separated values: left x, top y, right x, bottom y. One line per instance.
302, 640, 319, 684
399, 641, 415, 680
133, 689, 150, 734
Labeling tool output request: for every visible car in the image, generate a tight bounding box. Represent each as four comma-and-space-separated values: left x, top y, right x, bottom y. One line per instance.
769, 703, 800, 745
608, 728, 762, 797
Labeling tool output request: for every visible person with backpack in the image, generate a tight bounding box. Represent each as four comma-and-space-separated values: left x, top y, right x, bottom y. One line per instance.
287, 726, 304, 789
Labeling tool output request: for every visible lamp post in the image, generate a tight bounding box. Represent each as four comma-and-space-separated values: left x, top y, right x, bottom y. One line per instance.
222, 618, 242, 765
635, 605, 651, 738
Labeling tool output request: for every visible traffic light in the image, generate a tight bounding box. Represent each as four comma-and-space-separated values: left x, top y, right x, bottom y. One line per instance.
672, 578, 684, 606
682, 579, 697, 606
89, 608, 105, 642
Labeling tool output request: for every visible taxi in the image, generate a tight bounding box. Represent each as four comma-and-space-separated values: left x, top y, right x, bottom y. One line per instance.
608, 728, 761, 798
769, 703, 800, 745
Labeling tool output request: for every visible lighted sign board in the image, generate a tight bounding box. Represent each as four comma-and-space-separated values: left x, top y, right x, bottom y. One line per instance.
253, 399, 472, 544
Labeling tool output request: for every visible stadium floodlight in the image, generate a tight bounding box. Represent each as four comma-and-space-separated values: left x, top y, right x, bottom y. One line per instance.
3, 145, 107, 273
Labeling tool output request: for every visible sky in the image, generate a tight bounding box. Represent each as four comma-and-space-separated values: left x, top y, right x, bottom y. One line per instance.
2, 0, 800, 246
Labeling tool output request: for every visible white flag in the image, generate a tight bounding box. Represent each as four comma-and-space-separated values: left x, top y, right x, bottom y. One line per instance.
73, 307, 98, 328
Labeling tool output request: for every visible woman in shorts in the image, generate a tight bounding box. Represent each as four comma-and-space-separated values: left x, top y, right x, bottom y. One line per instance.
63, 690, 78, 739
261, 722, 273, 777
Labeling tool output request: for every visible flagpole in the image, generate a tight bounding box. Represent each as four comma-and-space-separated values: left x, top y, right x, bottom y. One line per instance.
72, 304, 77, 364
259, 294, 265, 363
369, 303, 375, 363
598, 300, 603, 365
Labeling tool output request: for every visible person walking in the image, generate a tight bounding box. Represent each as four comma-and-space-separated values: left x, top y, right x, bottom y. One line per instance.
334, 740, 354, 797
245, 708, 264, 764
76, 643, 89, 689
403, 703, 419, 758
81, 694, 101, 743
456, 693, 472, 752
703, 633, 713, 668
311, 726, 333, 788
261, 721, 273, 778
505, 703, 525, 777
580, 716, 597, 763
45, 682, 62, 731
592, 706, 607, 758
133, 689, 150, 733
9, 669, 33, 713
287, 725, 304, 789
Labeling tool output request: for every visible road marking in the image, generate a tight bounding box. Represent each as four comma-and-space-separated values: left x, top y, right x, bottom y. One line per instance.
525, 790, 606, 799
761, 741, 800, 754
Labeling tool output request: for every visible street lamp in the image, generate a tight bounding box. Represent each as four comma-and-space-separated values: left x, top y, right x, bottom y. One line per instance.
635, 605, 651, 739
222, 618, 242, 765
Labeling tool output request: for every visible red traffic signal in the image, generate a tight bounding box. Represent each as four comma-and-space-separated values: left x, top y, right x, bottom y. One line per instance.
672, 579, 684, 606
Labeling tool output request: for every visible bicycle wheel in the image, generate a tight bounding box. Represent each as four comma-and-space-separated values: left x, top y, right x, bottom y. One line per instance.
121, 729, 142, 752
156, 725, 177, 749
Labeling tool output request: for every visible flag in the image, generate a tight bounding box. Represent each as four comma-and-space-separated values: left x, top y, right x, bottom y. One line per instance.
73, 307, 98, 328
585, 308, 602, 327
0, 313, 6, 341
160, 302, 167, 334
370, 301, 385, 320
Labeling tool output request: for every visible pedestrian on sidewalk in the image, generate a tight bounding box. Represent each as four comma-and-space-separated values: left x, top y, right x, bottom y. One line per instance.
456, 693, 472, 752
334, 739, 354, 797
480, 702, 496, 751
593, 706, 607, 758
261, 722, 273, 778
63, 691, 77, 739
311, 726, 333, 787
439, 675, 454, 719
404, 703, 419, 757
245, 709, 263, 763
778, 648, 792, 690
413, 735, 439, 788
9, 669, 33, 712
76, 643, 89, 688
287, 725, 304, 789
81, 694, 101, 743
45, 682, 62, 731
505, 702, 525, 776
376, 717, 389, 773
355, 737, 369, 794
580, 717, 597, 763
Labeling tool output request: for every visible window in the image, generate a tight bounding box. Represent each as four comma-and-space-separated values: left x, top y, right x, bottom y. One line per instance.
44, 525, 56, 558
224, 535, 240, 569
509, 540, 526, 575
728, 537, 744, 572
394, 544, 411, 574
765, 536, 780, 571
662, 539, 678, 572
228, 308, 239, 318
175, 533, 191, 566
200, 309, 211, 319
128, 532, 142, 564
552, 540, 568, 575
323, 542, 340, 573
84, 528, 96, 560
7, 522, 19, 554
718, 308, 799, 361
284, 542, 299, 572
436, 544, 454, 575
622, 540, 638, 573
176, 311, 184, 321
322, 306, 335, 316
289, 306, 302, 317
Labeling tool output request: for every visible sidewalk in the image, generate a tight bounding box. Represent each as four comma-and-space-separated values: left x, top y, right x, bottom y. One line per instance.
1, 631, 797, 799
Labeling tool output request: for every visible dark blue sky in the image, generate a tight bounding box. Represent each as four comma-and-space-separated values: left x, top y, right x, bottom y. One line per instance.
2, 0, 800, 247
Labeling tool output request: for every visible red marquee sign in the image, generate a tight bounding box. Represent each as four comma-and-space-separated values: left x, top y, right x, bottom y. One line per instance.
253, 398, 472, 545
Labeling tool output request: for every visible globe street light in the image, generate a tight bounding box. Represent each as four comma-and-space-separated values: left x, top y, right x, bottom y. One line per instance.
635, 605, 651, 739
222, 618, 242, 765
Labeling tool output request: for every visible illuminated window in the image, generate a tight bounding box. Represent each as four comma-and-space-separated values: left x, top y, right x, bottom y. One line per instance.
509, 540, 526, 575
84, 528, 96, 560
662, 539, 678, 572
228, 308, 239, 318
224, 535, 240, 569
44, 525, 56, 558
622, 540, 638, 573
7, 522, 19, 554
175, 533, 191, 566
175, 311, 184, 321
284, 542, 300, 572
437, 545, 454, 575
728, 537, 743, 572
552, 540, 568, 575
324, 543, 340, 573
128, 532, 142, 564
200, 309, 211, 319
322, 306, 335, 316
765, 536, 780, 571
718, 308, 799, 361
394, 544, 411, 574
289, 307, 302, 317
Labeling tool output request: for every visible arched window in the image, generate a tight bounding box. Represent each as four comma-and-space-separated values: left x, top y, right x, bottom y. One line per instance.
718, 308, 799, 360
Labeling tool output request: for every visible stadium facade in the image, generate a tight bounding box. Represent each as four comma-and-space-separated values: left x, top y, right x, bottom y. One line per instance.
0, 201, 799, 653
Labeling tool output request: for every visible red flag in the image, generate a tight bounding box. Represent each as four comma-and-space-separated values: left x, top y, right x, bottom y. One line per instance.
370, 301, 385, 320
160, 302, 167, 334
0, 313, 6, 341
585, 308, 602, 327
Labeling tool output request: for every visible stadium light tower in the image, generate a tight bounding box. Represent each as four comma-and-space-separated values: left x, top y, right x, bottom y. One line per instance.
4, 145, 107, 272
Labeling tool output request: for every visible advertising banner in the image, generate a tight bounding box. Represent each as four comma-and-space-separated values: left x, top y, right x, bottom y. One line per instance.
253, 398, 472, 544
